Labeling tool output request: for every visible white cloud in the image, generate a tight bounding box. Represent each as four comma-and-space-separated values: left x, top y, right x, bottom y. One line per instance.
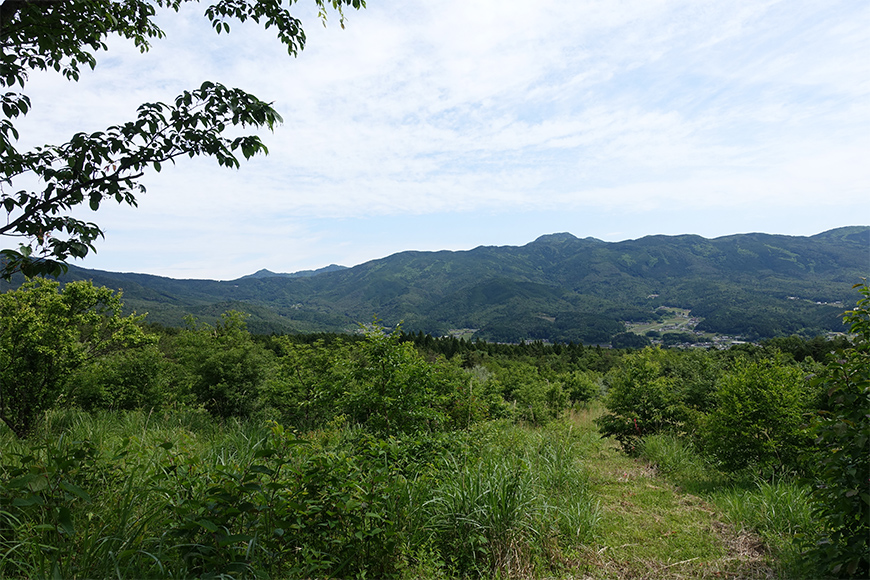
5, 0, 869, 279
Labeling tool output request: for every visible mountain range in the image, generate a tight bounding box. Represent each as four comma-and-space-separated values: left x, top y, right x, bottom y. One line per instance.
5, 226, 868, 342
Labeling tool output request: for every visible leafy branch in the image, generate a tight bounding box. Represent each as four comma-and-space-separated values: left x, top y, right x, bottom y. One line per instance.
0, 0, 365, 278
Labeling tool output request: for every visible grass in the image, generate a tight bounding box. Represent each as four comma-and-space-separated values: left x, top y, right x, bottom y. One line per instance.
578, 440, 770, 579
559, 405, 817, 579
0, 405, 822, 579
709, 478, 818, 578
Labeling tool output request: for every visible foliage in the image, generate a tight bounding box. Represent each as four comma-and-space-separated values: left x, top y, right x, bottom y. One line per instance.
699, 358, 814, 473
610, 331, 651, 349
339, 327, 463, 436
155, 423, 407, 579
170, 311, 272, 419
0, 278, 149, 437
561, 369, 601, 405
762, 334, 852, 363
1, 0, 365, 278
596, 347, 721, 452
802, 282, 870, 578
0, 411, 601, 579
3, 399, 849, 579
64, 344, 173, 411
258, 337, 346, 430
489, 361, 570, 425
0, 437, 111, 579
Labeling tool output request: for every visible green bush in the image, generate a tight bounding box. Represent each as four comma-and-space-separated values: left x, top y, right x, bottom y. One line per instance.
561, 369, 601, 405
596, 347, 726, 452
170, 311, 272, 419
491, 362, 569, 425
596, 348, 685, 452
699, 357, 813, 473
64, 345, 172, 411
258, 338, 346, 430
339, 327, 452, 436
802, 283, 870, 578
0, 279, 150, 437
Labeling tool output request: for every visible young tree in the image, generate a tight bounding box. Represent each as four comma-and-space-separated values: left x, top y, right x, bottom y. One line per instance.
803, 282, 870, 577
0, 278, 151, 437
699, 357, 813, 472
170, 310, 272, 419
0, 0, 365, 278
340, 327, 450, 437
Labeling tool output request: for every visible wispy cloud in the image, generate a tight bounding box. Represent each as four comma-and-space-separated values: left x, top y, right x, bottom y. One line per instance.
10, 0, 869, 278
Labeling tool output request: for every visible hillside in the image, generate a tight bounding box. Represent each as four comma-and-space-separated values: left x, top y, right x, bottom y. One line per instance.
5, 227, 868, 342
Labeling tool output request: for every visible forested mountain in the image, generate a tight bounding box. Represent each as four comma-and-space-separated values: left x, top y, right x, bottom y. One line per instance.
5, 227, 867, 342
237, 264, 347, 280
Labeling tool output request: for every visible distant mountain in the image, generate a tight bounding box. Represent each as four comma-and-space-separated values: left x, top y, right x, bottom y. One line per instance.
238, 264, 347, 280
4, 227, 867, 341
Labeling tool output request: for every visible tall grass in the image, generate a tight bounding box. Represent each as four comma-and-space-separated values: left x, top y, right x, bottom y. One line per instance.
635, 432, 820, 579
421, 422, 600, 578
711, 479, 815, 538
710, 478, 818, 577
0, 410, 602, 579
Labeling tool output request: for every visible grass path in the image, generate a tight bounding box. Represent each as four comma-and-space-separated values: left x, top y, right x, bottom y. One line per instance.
556, 410, 780, 580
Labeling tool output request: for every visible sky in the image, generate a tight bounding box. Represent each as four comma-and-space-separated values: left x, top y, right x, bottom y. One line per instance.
11, 0, 870, 280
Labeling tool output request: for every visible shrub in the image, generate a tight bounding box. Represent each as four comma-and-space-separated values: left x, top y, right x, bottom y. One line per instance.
340, 327, 450, 436
0, 279, 150, 437
258, 338, 345, 430
561, 369, 601, 405
802, 283, 870, 578
64, 345, 172, 411
699, 357, 813, 473
596, 348, 685, 452
170, 311, 272, 419
491, 362, 569, 426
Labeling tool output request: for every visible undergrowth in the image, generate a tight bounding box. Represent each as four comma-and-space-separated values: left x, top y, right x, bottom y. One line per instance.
0, 404, 838, 579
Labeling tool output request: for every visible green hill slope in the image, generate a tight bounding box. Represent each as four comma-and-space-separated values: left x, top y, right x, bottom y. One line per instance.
5, 227, 867, 342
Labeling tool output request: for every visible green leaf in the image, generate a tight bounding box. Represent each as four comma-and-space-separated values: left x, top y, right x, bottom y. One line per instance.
197, 518, 219, 533
60, 481, 92, 502
218, 534, 253, 547
58, 506, 75, 536
11, 497, 40, 507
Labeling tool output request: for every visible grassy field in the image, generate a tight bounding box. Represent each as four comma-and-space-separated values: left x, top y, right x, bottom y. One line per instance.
0, 405, 818, 579
625, 308, 701, 335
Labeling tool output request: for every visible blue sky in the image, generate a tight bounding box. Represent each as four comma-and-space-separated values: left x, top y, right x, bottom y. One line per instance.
14, 0, 870, 279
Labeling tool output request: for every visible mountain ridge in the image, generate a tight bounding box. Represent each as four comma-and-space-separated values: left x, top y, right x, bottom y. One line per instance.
237, 264, 348, 280
4, 227, 867, 342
